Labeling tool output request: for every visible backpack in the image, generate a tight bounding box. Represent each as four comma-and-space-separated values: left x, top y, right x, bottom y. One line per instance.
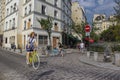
26, 38, 34, 51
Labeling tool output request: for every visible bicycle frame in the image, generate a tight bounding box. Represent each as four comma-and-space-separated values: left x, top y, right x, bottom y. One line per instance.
29, 50, 37, 63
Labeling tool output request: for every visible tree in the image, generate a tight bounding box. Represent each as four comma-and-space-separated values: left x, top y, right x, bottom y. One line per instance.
37, 16, 53, 48
100, 25, 120, 42
114, 0, 120, 23
71, 22, 86, 42
91, 22, 100, 42
100, 27, 115, 41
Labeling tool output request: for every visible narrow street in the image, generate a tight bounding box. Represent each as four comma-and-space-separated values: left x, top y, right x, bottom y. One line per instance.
0, 48, 120, 80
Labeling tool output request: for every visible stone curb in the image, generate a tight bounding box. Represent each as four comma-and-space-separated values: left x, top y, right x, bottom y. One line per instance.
1, 47, 26, 56
1, 47, 78, 57
79, 56, 120, 70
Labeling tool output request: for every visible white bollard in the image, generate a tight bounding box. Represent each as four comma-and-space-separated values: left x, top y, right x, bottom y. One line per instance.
94, 52, 98, 61
115, 53, 120, 66
87, 51, 90, 58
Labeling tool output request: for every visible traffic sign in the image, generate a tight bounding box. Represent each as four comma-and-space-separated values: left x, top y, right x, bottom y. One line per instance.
85, 32, 90, 36
85, 25, 90, 32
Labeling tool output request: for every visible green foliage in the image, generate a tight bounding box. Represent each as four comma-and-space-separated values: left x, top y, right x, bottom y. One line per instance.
37, 16, 52, 33
112, 45, 120, 52
89, 45, 104, 52
100, 24, 120, 42
90, 26, 100, 42
114, 0, 120, 23
37, 16, 53, 46
71, 22, 86, 40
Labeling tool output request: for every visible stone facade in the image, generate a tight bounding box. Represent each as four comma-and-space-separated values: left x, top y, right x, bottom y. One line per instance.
1, 0, 72, 49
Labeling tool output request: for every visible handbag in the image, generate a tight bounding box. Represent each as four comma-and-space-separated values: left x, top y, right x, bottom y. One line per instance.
26, 38, 34, 51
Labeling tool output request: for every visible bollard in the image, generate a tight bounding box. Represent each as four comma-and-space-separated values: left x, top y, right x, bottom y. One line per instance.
115, 53, 120, 66
87, 51, 90, 58
112, 54, 115, 65
94, 52, 98, 61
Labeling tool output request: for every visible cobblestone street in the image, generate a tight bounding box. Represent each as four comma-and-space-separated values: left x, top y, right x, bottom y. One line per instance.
36, 53, 120, 80
0, 48, 120, 80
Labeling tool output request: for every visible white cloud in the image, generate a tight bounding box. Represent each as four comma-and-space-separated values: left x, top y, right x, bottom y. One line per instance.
78, 0, 96, 8
97, 0, 104, 5
94, 2, 115, 12
72, 0, 116, 23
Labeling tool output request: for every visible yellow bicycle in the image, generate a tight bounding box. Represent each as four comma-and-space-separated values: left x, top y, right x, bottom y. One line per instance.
28, 50, 40, 69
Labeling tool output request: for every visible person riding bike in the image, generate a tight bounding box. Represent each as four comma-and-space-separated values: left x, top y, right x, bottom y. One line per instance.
26, 32, 37, 65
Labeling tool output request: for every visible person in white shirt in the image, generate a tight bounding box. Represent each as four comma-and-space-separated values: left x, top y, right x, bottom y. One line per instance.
80, 42, 85, 53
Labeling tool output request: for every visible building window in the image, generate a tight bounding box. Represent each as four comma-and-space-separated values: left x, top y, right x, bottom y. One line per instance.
54, 10, 58, 18
29, 4, 32, 13
12, 18, 15, 29
10, 6, 13, 13
25, 0, 27, 3
38, 35, 48, 45
41, 5, 46, 15
5, 38, 7, 44
9, 20, 11, 29
13, 3, 16, 12
54, 22, 58, 31
63, 5, 65, 11
27, 19, 31, 29
41, 0, 46, 1
24, 21, 26, 30
6, 22, 8, 30
7, 8, 9, 16
54, 0, 58, 6
25, 7, 27, 16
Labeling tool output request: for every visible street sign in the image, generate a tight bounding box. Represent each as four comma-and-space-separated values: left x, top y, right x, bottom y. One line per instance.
85, 25, 90, 32
85, 32, 90, 36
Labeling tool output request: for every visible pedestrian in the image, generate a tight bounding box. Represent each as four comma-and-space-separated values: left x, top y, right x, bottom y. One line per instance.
80, 42, 85, 53
58, 42, 64, 57
77, 42, 80, 50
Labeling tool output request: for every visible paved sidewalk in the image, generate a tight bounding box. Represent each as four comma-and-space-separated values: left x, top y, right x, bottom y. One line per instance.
2, 47, 120, 70
1, 47, 26, 56
0, 47, 80, 56
79, 53, 120, 70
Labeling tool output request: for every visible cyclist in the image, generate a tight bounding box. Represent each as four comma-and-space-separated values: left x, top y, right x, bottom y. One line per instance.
26, 32, 37, 65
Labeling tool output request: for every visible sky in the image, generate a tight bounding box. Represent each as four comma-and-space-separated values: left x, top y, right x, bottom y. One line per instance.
72, 0, 116, 24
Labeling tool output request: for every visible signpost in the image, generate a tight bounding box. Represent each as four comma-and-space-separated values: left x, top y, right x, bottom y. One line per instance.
85, 25, 90, 32
85, 24, 91, 51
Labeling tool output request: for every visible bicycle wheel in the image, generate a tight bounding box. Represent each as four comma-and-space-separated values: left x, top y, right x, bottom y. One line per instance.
32, 53, 40, 70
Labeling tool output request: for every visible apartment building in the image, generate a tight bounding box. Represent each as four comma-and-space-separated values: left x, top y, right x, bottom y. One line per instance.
71, 1, 86, 25
0, 0, 6, 46
93, 14, 117, 34
3, 0, 23, 48
3, 0, 72, 49
71, 1, 87, 41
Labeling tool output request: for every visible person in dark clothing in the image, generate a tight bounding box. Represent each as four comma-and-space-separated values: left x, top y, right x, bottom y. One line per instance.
58, 42, 63, 57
